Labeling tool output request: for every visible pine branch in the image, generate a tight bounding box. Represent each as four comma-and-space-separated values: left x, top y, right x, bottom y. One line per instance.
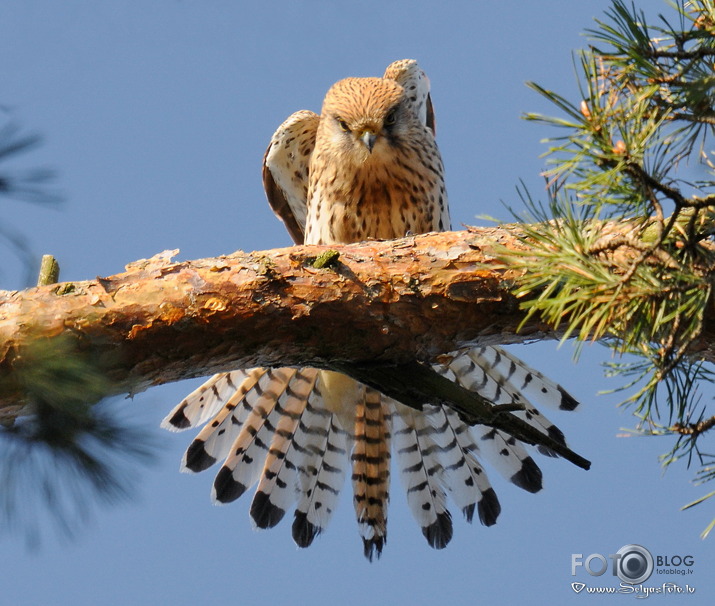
671, 415, 715, 437
517, 0, 715, 526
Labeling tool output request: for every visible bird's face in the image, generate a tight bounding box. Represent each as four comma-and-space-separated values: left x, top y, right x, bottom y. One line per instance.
319, 77, 412, 165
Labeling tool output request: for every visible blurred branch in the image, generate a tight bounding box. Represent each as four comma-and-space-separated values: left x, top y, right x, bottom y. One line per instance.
0, 118, 63, 286
0, 121, 62, 206
0, 336, 155, 545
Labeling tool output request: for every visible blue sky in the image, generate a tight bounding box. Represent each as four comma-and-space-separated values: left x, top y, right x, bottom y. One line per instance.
1, 1, 713, 604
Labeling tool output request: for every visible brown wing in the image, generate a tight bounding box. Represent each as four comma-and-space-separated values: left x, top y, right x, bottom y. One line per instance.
425, 92, 436, 135
262, 110, 320, 245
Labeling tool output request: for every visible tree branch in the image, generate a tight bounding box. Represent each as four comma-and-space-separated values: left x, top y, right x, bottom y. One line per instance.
670, 415, 715, 437
333, 359, 591, 470
1, 225, 714, 428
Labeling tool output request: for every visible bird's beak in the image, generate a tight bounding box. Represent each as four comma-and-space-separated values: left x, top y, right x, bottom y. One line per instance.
359, 130, 377, 153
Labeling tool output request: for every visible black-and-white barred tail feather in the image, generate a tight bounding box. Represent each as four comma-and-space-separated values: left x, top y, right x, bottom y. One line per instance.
162, 345, 579, 559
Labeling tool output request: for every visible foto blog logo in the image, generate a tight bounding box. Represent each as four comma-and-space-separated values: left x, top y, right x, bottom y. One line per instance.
571, 544, 654, 585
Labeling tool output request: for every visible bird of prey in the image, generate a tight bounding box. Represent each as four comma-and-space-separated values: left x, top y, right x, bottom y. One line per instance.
162, 59, 579, 561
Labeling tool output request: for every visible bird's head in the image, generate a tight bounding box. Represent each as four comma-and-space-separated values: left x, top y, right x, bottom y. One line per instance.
319, 77, 414, 164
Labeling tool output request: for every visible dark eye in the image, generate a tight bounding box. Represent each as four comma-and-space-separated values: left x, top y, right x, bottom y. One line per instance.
385, 108, 398, 127
336, 117, 351, 132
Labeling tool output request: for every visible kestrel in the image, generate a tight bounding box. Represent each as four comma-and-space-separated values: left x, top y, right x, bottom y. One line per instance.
162, 59, 580, 560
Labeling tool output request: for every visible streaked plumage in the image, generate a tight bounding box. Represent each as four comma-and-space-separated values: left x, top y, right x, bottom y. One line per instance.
163, 59, 580, 560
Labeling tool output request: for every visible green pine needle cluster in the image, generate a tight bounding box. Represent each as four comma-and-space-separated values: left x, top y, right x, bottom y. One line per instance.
0, 334, 155, 545
506, 0, 715, 532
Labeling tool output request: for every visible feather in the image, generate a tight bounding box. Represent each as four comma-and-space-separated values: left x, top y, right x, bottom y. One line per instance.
433, 352, 542, 492
262, 110, 319, 245
179, 369, 266, 473
292, 397, 351, 549
351, 387, 392, 560
466, 347, 572, 456
250, 369, 319, 529
436, 406, 501, 526
161, 370, 250, 431
391, 401, 453, 550
470, 346, 580, 411
437, 346, 573, 459
382, 58, 436, 135
212, 368, 296, 504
